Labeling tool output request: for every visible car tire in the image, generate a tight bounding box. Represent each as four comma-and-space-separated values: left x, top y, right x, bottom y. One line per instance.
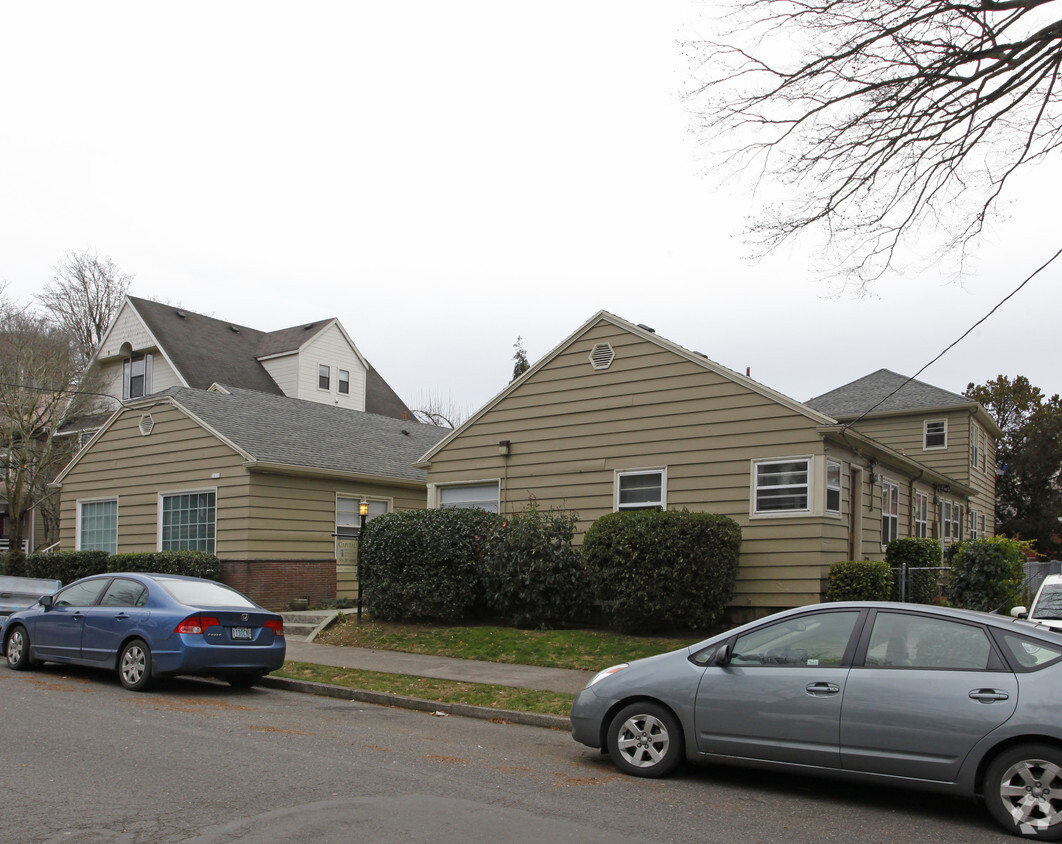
225, 672, 262, 689
606, 702, 684, 778
984, 743, 1062, 840
118, 639, 153, 691
5, 625, 39, 670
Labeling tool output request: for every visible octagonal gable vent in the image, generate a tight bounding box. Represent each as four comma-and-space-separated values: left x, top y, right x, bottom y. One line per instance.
139, 414, 155, 436
589, 343, 615, 371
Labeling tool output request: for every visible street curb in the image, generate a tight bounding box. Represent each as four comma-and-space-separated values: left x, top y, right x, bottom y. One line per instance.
260, 675, 571, 731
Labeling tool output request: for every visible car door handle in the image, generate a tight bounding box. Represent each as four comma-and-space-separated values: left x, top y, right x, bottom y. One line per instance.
969, 689, 1010, 704
805, 682, 841, 697
112, 613, 129, 620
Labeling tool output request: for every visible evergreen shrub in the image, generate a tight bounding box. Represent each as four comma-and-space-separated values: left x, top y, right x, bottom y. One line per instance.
885, 538, 943, 604
825, 560, 892, 601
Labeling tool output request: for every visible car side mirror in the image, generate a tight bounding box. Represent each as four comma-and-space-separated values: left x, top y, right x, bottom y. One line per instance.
39, 595, 53, 610
714, 642, 732, 667
1011, 606, 1028, 619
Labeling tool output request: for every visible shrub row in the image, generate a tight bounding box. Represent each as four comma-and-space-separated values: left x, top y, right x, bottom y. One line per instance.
826, 537, 1028, 612
360, 506, 742, 633
1, 549, 221, 585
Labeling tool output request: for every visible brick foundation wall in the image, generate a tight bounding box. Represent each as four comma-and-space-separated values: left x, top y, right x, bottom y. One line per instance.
220, 560, 336, 611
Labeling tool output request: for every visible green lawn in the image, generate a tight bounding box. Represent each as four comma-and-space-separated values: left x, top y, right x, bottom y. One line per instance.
279, 617, 699, 716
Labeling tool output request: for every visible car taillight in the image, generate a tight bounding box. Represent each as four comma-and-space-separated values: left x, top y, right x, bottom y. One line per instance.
175, 615, 220, 635
265, 619, 284, 637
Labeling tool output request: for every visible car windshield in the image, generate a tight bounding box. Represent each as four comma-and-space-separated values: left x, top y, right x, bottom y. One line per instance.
156, 578, 257, 609
1033, 586, 1062, 620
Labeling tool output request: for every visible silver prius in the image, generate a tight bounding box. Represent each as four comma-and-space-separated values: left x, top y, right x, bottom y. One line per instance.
571, 602, 1062, 840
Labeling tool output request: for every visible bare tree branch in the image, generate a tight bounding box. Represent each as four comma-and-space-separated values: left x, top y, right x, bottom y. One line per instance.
687, 0, 1062, 288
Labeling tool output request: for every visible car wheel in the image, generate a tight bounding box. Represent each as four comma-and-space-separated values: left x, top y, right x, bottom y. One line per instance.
225, 672, 262, 689
606, 702, 684, 778
5, 625, 39, 670
984, 744, 1062, 840
118, 639, 153, 691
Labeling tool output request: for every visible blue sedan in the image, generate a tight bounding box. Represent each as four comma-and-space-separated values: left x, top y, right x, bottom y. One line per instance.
2, 572, 286, 690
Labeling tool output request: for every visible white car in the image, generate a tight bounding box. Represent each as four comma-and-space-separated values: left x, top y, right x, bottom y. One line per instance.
1011, 573, 1062, 632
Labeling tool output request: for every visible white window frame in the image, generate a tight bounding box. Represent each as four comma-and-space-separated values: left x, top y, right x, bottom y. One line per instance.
924, 419, 947, 450
158, 488, 217, 554
752, 457, 812, 517
826, 459, 842, 515
881, 478, 900, 546
436, 481, 500, 513
615, 468, 667, 512
123, 352, 153, 400
971, 425, 988, 473
940, 499, 962, 545
914, 491, 929, 538
77, 497, 118, 553
338, 369, 350, 395
318, 364, 331, 391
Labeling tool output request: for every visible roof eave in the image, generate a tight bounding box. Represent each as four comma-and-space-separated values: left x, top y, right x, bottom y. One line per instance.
244, 459, 427, 488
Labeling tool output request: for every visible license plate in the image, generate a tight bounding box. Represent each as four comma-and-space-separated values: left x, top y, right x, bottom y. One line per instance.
231, 626, 253, 640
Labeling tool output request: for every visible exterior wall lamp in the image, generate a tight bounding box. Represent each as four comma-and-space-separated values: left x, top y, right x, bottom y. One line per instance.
498, 440, 511, 456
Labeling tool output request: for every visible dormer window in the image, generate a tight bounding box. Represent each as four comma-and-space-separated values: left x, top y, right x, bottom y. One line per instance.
123, 352, 152, 400
318, 364, 330, 390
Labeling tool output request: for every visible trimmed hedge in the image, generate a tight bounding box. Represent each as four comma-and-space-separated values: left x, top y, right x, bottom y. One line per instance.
480, 505, 589, 628
21, 550, 221, 585
886, 538, 943, 604
1, 549, 28, 577
582, 509, 741, 634
825, 560, 892, 601
360, 507, 502, 622
946, 536, 1027, 613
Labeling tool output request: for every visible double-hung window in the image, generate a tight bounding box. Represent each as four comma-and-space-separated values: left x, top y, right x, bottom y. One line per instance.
78, 498, 118, 553
123, 353, 152, 399
318, 364, 330, 390
971, 425, 988, 473
881, 479, 899, 545
160, 490, 216, 553
914, 491, 929, 538
826, 460, 842, 514
338, 369, 350, 395
616, 469, 666, 511
941, 499, 961, 545
753, 458, 811, 514
924, 420, 946, 449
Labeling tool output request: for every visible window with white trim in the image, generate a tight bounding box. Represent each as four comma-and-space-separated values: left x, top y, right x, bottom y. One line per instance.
318, 364, 330, 390
160, 490, 216, 553
336, 496, 388, 539
338, 369, 350, 395
881, 479, 899, 545
439, 482, 500, 513
940, 499, 961, 545
971, 425, 988, 473
753, 458, 811, 514
914, 491, 929, 538
78, 498, 118, 554
123, 352, 152, 399
616, 469, 666, 511
826, 460, 842, 514
969, 508, 980, 540
924, 420, 946, 449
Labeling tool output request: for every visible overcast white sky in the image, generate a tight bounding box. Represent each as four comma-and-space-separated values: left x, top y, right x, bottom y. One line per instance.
2, 1, 1059, 417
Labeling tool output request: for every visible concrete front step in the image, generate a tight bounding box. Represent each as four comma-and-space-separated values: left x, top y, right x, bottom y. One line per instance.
278, 610, 338, 642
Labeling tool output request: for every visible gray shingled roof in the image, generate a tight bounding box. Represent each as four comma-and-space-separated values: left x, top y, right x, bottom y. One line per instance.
128, 296, 412, 419
806, 369, 974, 418
164, 386, 447, 482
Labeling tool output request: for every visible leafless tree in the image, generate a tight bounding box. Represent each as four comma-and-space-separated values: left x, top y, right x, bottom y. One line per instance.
412, 391, 470, 429
687, 0, 1062, 288
37, 249, 132, 366
0, 292, 101, 551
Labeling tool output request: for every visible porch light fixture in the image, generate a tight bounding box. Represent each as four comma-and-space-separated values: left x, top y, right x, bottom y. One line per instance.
359, 501, 370, 518
498, 440, 511, 456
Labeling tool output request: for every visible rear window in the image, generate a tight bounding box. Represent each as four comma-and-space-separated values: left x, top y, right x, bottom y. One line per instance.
997, 631, 1062, 671
156, 578, 257, 609
1032, 585, 1062, 621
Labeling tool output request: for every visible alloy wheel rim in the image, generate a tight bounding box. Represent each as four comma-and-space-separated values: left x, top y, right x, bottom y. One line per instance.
999, 758, 1062, 830
122, 647, 145, 684
7, 631, 23, 664
617, 714, 669, 768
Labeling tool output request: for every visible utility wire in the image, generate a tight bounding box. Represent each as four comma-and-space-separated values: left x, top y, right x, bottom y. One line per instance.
840, 244, 1062, 434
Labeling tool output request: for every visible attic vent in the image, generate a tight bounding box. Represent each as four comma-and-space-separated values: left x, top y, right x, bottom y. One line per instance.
589, 343, 615, 371
139, 414, 155, 436
230, 325, 240, 333
636, 323, 655, 334
176, 311, 187, 319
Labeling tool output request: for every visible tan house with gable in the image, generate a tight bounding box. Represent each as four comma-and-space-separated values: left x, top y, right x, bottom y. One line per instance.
417, 312, 992, 622
54, 385, 446, 609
